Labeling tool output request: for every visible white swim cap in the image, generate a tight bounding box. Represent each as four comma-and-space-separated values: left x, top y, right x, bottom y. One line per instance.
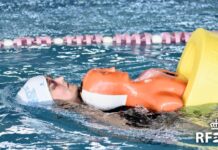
16, 75, 53, 104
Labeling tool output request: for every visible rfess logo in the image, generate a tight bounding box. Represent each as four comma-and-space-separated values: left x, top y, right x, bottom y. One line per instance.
196, 119, 218, 144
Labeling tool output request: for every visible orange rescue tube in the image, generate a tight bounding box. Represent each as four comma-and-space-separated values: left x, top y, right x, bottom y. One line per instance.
81, 68, 186, 112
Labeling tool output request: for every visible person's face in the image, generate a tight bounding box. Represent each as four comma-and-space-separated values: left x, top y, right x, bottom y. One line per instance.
46, 76, 80, 103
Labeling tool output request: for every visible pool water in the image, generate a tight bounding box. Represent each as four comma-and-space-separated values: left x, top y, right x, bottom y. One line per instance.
0, 0, 218, 149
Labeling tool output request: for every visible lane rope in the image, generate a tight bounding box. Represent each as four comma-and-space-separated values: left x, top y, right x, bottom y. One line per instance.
0, 32, 192, 49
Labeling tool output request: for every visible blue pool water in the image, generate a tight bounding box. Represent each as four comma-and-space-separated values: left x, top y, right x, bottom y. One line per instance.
0, 0, 218, 149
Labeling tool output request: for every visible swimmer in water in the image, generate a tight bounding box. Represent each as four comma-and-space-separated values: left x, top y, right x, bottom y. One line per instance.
16, 67, 186, 112
17, 68, 207, 132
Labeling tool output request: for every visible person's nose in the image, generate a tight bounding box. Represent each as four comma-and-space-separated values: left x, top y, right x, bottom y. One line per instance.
54, 76, 66, 85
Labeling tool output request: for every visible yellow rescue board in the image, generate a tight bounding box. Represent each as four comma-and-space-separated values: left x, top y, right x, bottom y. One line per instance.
177, 28, 218, 107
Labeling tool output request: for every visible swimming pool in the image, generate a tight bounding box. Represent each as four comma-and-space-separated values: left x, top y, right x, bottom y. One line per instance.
0, 0, 218, 149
